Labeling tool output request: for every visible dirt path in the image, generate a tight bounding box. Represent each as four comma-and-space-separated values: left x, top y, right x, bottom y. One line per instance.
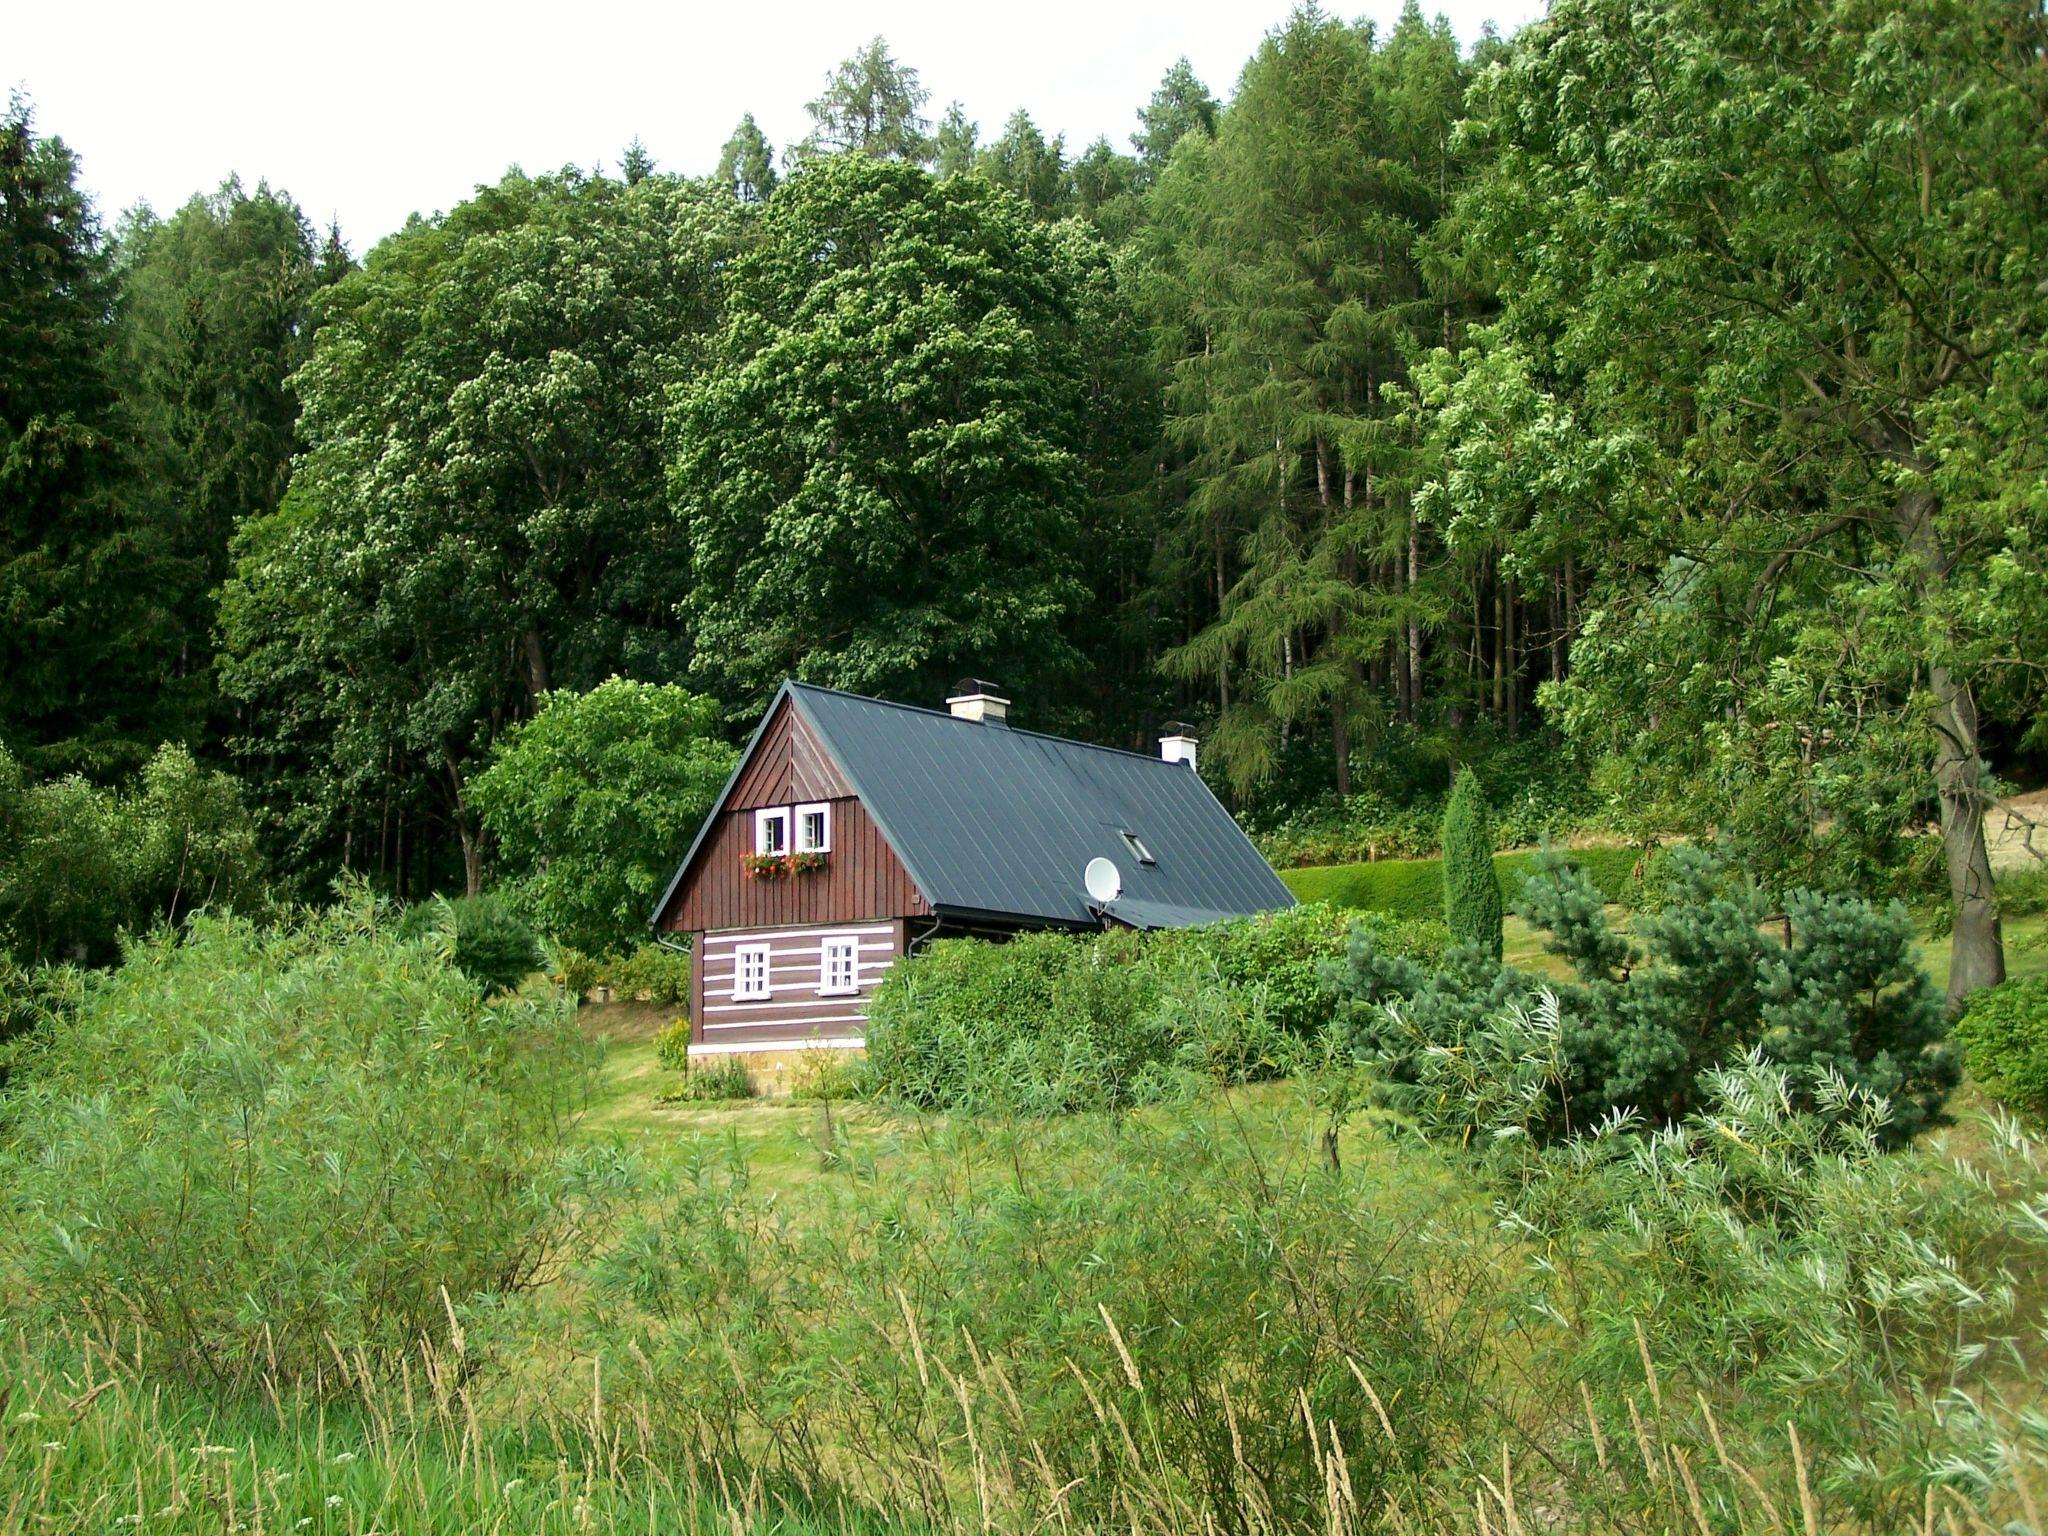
1989, 789, 2048, 873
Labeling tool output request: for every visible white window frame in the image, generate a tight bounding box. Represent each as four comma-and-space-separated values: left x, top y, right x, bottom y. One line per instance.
733, 942, 772, 1001
753, 807, 790, 857
795, 801, 833, 854
818, 934, 859, 997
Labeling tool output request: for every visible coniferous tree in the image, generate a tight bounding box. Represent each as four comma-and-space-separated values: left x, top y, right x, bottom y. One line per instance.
714, 114, 777, 202
1441, 769, 1502, 960
978, 109, 1068, 220
796, 37, 933, 164
620, 138, 655, 185
1131, 57, 1218, 183
933, 103, 978, 178
115, 176, 328, 740
0, 98, 174, 774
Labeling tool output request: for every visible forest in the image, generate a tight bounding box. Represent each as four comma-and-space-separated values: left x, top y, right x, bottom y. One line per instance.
4, 3, 2048, 1531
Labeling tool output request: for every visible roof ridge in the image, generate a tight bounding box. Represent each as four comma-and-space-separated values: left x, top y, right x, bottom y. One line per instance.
787, 680, 1195, 770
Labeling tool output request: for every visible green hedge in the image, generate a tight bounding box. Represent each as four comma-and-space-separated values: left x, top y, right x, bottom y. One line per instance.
1282, 845, 1646, 921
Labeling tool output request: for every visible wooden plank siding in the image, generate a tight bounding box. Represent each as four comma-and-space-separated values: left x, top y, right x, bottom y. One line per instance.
685, 919, 904, 1054
661, 697, 930, 1050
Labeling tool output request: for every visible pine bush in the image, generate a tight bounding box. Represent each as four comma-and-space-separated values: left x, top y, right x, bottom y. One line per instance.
1441, 770, 1503, 960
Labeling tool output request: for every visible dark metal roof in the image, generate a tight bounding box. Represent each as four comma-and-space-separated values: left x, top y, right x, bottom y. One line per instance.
781, 682, 1294, 929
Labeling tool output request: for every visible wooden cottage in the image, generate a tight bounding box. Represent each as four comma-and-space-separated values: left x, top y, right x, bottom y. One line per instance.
650, 680, 1296, 1062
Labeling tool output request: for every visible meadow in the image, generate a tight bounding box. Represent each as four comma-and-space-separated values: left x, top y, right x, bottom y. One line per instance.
5, 892, 2045, 1536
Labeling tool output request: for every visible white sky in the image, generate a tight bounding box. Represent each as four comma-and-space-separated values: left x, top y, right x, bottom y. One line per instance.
11, 0, 1544, 253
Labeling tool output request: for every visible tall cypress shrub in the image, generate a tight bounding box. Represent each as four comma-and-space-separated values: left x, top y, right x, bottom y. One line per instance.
1442, 769, 1503, 960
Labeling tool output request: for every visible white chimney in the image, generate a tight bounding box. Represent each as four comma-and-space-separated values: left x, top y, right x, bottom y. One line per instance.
1159, 723, 1198, 770
947, 678, 1010, 725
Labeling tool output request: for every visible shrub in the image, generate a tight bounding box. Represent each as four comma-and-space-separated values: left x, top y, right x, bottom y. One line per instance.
665, 1053, 753, 1102
652, 1017, 691, 1072
0, 900, 612, 1392
1953, 977, 2048, 1123
605, 942, 692, 1005
551, 943, 602, 1000
471, 680, 739, 955
1441, 770, 1503, 959
400, 892, 541, 994
1334, 846, 1958, 1141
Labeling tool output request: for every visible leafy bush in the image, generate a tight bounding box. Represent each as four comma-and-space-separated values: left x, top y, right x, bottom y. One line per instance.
1335, 845, 1958, 1141
605, 941, 692, 1005
0, 899, 612, 1391
1282, 843, 1646, 919
652, 1017, 691, 1072
1441, 770, 1503, 959
789, 1047, 866, 1102
664, 1053, 753, 1102
1954, 977, 2048, 1123
865, 905, 1436, 1112
550, 943, 602, 999
399, 892, 541, 994
0, 743, 268, 964
470, 681, 740, 956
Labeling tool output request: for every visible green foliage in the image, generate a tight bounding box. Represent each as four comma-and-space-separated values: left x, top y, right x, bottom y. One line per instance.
669, 154, 1149, 714
0, 743, 267, 964
114, 176, 334, 742
400, 893, 541, 995
664, 1053, 753, 1103
0, 902, 611, 1391
1336, 846, 1958, 1141
0, 99, 179, 775
788, 1048, 866, 1102
1441, 771, 1503, 960
865, 905, 1431, 1113
471, 680, 737, 954
1281, 844, 1643, 920
550, 944, 602, 1000
605, 942, 693, 1006
1953, 978, 2048, 1124
652, 1017, 691, 1072
795, 36, 933, 163
590, 1111, 1440, 1530
218, 167, 745, 892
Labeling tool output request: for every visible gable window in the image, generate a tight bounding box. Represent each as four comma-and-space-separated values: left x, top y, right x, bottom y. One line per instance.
733, 942, 772, 1001
1120, 830, 1155, 865
754, 807, 790, 857
796, 802, 832, 854
818, 935, 859, 996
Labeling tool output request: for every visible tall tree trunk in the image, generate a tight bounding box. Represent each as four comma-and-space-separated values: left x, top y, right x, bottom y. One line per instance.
1407, 514, 1423, 714
1892, 484, 2005, 1006
444, 750, 483, 899
521, 627, 552, 708
1492, 572, 1506, 721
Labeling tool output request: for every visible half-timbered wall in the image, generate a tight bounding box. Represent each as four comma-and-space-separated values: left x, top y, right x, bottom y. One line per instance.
688, 919, 904, 1054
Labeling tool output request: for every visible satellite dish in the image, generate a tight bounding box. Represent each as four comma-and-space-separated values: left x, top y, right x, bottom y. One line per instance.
1083, 856, 1123, 905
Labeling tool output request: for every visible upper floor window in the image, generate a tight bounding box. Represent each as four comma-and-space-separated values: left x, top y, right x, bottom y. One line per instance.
754, 807, 789, 856
796, 802, 832, 854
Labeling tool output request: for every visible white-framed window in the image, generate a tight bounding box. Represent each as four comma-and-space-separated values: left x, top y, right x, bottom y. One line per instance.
818, 935, 859, 996
733, 942, 772, 1001
796, 801, 832, 854
753, 807, 790, 856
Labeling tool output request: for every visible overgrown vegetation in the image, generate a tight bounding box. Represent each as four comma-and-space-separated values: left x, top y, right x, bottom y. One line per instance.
396, 891, 542, 995
865, 905, 1431, 1112
0, 898, 610, 1391
1338, 846, 1959, 1142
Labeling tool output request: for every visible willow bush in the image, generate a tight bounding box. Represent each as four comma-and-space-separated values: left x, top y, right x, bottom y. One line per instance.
0, 894, 620, 1392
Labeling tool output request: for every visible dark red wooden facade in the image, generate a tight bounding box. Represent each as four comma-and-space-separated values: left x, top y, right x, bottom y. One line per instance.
658, 698, 931, 1052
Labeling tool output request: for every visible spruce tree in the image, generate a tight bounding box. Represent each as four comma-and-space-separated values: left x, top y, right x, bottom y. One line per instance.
1442, 769, 1503, 960
714, 115, 776, 202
